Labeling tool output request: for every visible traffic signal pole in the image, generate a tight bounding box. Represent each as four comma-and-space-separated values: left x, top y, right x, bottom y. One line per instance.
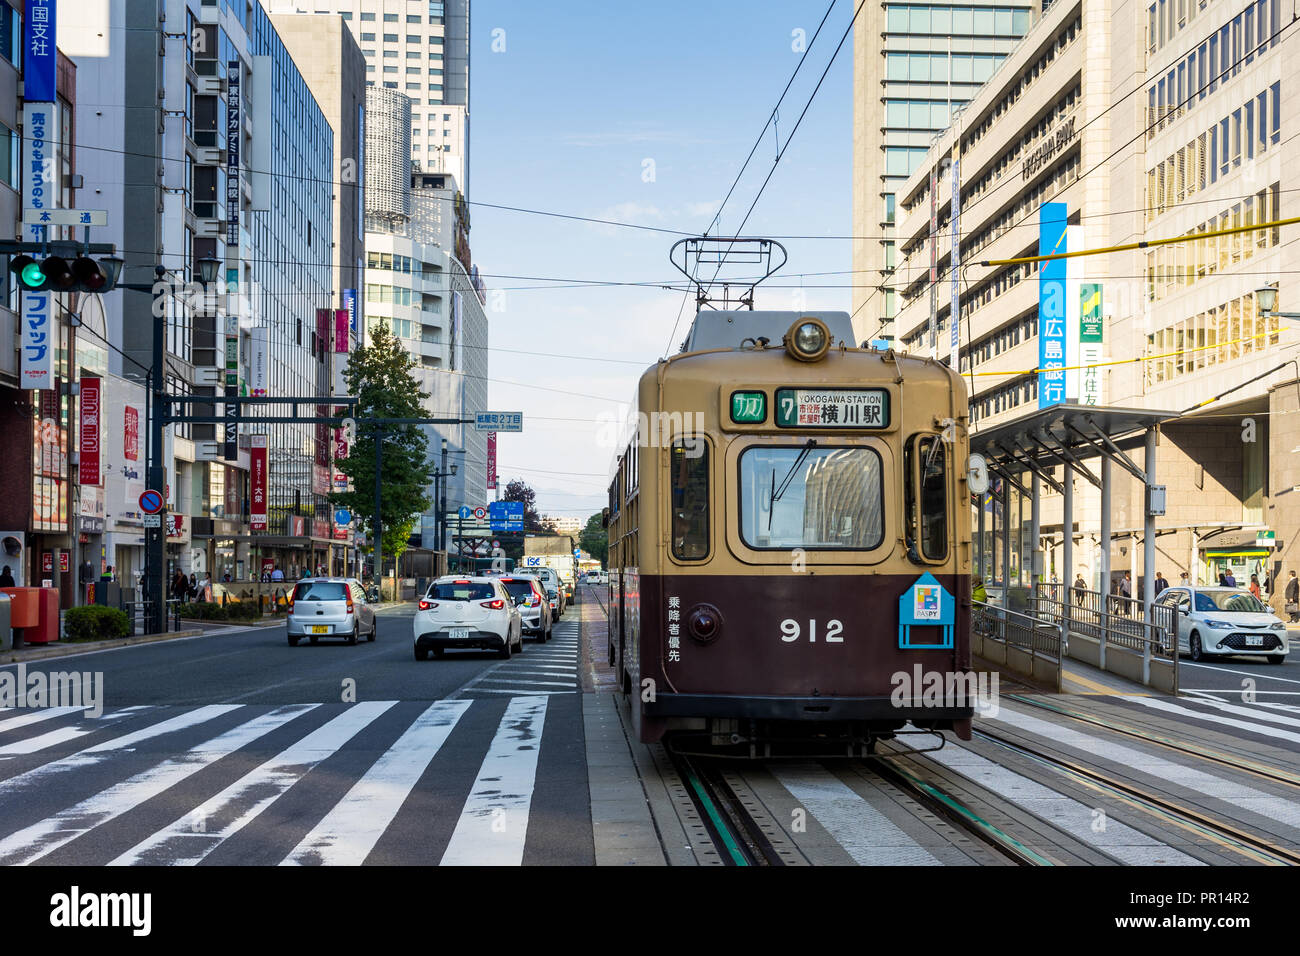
146, 267, 167, 634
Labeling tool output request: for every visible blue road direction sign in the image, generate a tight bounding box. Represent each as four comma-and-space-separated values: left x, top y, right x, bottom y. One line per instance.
139, 490, 164, 515
489, 500, 524, 531
335, 509, 352, 526
475, 411, 523, 432
459, 506, 473, 519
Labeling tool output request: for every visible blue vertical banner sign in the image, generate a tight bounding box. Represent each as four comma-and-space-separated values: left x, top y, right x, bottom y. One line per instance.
24, 0, 56, 103
1037, 202, 1068, 409
948, 157, 961, 370
226, 61, 241, 246
343, 288, 357, 336
20, 288, 53, 387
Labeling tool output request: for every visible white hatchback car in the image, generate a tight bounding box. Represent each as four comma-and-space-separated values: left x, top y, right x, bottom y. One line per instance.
1156, 586, 1290, 663
413, 575, 523, 661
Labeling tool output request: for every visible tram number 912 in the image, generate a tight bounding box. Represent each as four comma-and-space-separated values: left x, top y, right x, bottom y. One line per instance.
780, 619, 844, 643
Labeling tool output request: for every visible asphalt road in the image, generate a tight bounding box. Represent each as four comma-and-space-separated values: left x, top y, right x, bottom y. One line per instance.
0, 601, 596, 865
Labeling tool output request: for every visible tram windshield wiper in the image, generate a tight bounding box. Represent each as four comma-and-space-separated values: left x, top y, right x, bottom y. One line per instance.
770, 439, 817, 512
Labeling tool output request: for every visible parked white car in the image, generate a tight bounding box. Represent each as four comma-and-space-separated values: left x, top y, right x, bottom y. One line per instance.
1155, 586, 1290, 663
413, 576, 523, 661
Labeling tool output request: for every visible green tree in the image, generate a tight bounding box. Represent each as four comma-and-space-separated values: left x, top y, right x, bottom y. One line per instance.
330, 324, 435, 573
580, 511, 608, 566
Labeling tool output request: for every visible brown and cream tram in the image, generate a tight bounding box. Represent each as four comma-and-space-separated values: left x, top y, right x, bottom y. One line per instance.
604, 310, 975, 753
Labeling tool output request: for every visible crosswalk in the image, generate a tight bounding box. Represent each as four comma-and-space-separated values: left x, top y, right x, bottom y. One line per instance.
449, 619, 582, 699
0, 693, 589, 866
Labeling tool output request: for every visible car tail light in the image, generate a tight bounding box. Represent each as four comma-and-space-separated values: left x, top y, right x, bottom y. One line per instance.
454, 579, 471, 584
480, 599, 505, 610
419, 599, 437, 611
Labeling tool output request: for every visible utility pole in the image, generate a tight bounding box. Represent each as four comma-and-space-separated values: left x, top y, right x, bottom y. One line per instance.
372, 424, 383, 597
145, 265, 167, 634
439, 438, 448, 555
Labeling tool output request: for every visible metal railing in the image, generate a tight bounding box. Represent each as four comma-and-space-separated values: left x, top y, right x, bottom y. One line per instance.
116, 598, 183, 636
1033, 583, 1177, 657
973, 599, 1063, 661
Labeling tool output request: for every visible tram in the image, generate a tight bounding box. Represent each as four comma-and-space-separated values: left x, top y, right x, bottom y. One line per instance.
604, 299, 977, 754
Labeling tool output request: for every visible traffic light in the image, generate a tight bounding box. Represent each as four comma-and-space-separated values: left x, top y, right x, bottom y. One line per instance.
9, 254, 118, 293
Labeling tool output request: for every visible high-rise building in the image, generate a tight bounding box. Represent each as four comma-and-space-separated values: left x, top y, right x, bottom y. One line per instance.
884, 0, 1299, 600
266, 0, 470, 191
76, 0, 338, 587
852, 1, 1038, 341
362, 86, 487, 547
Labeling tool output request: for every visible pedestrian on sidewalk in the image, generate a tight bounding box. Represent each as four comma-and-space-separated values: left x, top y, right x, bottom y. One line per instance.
1119, 573, 1132, 614
1073, 573, 1086, 607
1286, 571, 1300, 623
1154, 571, 1169, 597
972, 577, 987, 603
1249, 574, 1262, 601
0, 565, 14, 588
1224, 568, 1237, 588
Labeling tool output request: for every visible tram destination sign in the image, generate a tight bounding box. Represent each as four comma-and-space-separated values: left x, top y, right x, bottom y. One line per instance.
775, 388, 889, 429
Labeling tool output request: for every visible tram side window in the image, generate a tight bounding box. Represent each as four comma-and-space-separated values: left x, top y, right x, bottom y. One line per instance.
670, 440, 709, 560
917, 436, 949, 560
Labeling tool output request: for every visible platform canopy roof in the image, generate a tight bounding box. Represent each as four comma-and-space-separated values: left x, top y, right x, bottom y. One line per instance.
969, 404, 1181, 496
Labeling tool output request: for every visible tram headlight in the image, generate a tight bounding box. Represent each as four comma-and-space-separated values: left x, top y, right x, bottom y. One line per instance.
686, 603, 723, 644
785, 318, 831, 362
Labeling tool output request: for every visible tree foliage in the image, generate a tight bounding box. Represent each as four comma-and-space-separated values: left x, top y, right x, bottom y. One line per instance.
330, 324, 435, 566
579, 512, 608, 566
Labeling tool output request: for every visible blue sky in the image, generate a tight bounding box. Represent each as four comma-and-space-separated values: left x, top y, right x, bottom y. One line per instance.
470, 0, 856, 521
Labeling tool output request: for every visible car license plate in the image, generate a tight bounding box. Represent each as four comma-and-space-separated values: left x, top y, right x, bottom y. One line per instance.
311, 625, 329, 634
449, 628, 470, 640
1246, 634, 1263, 646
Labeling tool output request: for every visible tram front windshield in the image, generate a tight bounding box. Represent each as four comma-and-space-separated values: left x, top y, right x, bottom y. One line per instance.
739, 446, 884, 550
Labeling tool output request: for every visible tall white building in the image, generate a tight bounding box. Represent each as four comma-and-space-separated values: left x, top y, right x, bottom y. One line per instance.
266, 0, 470, 191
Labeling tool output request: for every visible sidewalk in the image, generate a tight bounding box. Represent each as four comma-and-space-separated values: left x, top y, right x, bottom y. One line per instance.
4, 627, 204, 663
578, 585, 617, 693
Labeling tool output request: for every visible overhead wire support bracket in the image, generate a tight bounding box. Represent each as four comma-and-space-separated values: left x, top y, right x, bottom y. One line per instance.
669, 236, 787, 311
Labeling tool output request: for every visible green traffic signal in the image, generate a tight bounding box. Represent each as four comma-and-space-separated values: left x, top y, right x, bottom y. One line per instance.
9, 254, 119, 293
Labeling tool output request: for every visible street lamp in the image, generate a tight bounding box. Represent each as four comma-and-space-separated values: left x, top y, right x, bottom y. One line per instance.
1254, 286, 1300, 319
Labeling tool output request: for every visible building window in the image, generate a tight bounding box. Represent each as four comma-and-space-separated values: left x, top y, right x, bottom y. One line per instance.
361, 12, 375, 21
384, 33, 398, 42
361, 32, 374, 41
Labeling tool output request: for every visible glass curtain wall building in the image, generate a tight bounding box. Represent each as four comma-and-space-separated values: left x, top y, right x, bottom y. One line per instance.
853, 1, 1038, 340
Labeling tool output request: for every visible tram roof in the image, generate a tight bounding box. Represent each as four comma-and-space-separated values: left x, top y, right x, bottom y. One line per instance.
970, 403, 1181, 474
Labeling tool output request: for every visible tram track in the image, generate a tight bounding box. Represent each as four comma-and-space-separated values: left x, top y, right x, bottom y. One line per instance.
972, 726, 1300, 866
1005, 694, 1300, 791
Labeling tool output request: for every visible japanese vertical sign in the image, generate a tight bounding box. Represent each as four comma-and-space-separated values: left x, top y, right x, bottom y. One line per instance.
251, 326, 268, 396
226, 60, 240, 246
666, 595, 681, 663
124, 406, 139, 460
21, 101, 58, 244
249, 434, 268, 531
949, 157, 961, 370
486, 432, 497, 490
79, 376, 101, 486
1064, 225, 1085, 402
24, 1, 56, 103
334, 309, 348, 353
928, 165, 939, 358
1079, 283, 1104, 406
1037, 203, 1068, 409
20, 288, 53, 388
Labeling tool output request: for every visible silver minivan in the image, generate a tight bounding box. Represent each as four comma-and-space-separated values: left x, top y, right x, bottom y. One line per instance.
527, 566, 565, 621
287, 577, 377, 646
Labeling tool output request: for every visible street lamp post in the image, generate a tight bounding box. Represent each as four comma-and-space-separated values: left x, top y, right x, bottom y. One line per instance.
1255, 287, 1300, 320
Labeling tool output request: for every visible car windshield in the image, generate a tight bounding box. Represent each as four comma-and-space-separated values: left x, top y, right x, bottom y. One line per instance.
431, 582, 496, 601
1194, 589, 1267, 612
500, 579, 537, 599
293, 582, 346, 601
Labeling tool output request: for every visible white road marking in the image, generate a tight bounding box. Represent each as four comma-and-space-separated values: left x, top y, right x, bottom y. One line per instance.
0, 705, 242, 792
1123, 695, 1300, 738
439, 696, 547, 866
770, 763, 942, 866
991, 707, 1300, 831
0, 707, 87, 733
110, 701, 396, 865
906, 740, 1203, 865
475, 678, 574, 688
452, 688, 574, 696
0, 707, 152, 757
0, 704, 318, 865
284, 700, 471, 865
